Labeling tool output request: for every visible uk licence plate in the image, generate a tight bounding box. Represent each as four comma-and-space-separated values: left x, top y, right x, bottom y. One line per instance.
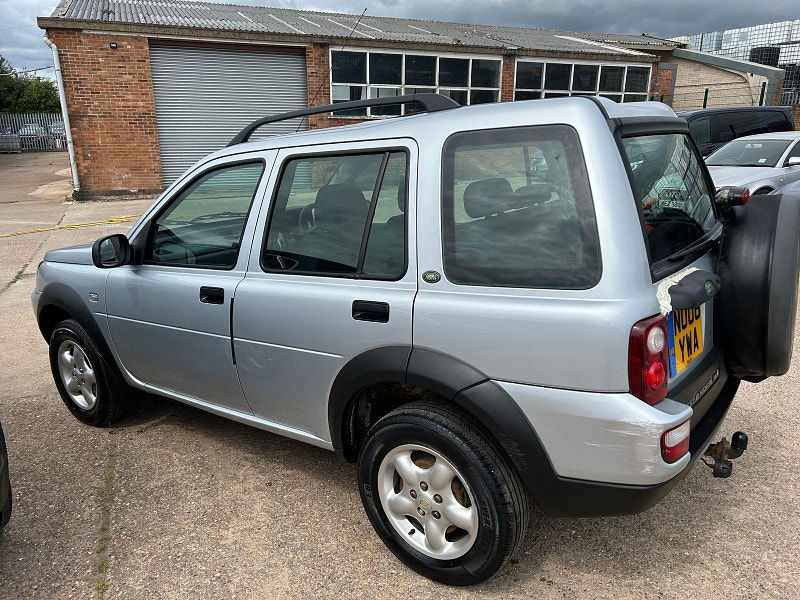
668, 306, 704, 377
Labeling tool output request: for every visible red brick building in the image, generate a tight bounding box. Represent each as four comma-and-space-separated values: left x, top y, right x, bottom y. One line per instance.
37, 1, 750, 198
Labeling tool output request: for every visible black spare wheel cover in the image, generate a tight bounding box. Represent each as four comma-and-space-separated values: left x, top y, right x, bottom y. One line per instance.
717, 194, 800, 380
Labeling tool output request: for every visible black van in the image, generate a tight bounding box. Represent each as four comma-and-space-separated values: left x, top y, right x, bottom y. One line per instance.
677, 106, 794, 156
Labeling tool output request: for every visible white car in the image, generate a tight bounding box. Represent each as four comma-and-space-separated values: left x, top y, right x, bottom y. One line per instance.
706, 132, 800, 195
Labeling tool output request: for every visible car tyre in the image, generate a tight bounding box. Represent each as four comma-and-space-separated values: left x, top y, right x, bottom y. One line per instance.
49, 319, 130, 426
357, 400, 529, 585
0, 425, 11, 530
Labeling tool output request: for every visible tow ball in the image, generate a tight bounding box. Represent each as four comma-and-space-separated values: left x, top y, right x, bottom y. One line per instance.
701, 432, 748, 478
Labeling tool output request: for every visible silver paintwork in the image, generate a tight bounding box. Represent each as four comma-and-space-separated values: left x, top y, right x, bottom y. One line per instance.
378, 444, 478, 560
707, 132, 800, 193
57, 339, 98, 410
35, 97, 718, 486
233, 139, 417, 438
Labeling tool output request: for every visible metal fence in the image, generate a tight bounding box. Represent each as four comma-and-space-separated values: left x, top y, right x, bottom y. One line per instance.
0, 113, 67, 153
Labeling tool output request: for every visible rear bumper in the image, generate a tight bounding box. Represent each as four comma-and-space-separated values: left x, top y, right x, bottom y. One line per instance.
494, 349, 737, 517
538, 375, 739, 517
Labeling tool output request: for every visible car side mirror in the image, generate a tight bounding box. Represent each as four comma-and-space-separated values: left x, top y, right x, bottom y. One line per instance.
92, 234, 132, 268
786, 157, 800, 167
715, 186, 750, 208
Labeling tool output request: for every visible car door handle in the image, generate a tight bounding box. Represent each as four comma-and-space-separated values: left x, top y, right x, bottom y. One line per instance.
352, 300, 390, 323
199, 286, 225, 305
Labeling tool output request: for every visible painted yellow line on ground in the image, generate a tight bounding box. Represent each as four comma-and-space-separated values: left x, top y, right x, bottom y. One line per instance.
0, 216, 140, 238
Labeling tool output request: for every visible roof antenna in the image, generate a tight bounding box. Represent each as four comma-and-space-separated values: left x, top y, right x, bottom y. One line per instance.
296, 8, 368, 133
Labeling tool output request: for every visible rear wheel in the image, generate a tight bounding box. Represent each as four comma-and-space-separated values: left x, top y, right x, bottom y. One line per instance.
357, 401, 528, 585
49, 319, 130, 426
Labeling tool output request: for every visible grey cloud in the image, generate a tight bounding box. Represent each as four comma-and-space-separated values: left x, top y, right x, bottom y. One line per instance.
1, 0, 798, 75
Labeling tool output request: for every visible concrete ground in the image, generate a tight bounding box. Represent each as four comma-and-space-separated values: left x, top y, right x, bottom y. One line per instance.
0, 152, 798, 599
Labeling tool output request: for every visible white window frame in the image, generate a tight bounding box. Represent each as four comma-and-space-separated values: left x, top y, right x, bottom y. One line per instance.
330, 47, 504, 117
513, 57, 653, 103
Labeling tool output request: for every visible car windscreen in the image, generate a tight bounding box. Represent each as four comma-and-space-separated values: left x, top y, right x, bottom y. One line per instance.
705, 139, 791, 167
621, 133, 715, 265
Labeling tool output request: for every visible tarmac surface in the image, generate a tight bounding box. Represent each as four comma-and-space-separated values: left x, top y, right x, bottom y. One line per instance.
0, 151, 798, 599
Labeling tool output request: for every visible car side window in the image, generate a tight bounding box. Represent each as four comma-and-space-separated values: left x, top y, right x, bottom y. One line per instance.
262, 151, 408, 279
785, 142, 800, 166
145, 162, 264, 269
688, 116, 711, 146
441, 125, 601, 289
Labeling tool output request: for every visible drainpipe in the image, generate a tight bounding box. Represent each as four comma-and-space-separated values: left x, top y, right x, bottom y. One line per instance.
43, 35, 80, 193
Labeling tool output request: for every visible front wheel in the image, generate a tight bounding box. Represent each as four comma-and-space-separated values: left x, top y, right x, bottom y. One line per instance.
357, 401, 529, 585
49, 319, 130, 426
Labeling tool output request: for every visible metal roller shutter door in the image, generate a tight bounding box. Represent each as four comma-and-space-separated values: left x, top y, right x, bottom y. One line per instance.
149, 43, 308, 185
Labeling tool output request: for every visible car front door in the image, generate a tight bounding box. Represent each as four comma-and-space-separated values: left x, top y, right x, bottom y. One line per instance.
779, 141, 800, 187
104, 154, 275, 412
232, 140, 417, 440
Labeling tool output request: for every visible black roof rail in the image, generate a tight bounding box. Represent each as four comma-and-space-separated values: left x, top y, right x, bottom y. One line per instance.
227, 93, 460, 146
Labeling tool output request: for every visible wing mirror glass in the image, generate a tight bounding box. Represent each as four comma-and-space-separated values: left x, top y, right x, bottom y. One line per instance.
786, 156, 800, 167
92, 234, 132, 268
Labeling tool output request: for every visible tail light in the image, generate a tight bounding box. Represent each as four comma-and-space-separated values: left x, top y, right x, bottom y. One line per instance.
661, 419, 690, 463
629, 314, 669, 405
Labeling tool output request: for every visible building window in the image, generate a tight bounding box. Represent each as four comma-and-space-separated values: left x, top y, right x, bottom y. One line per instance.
331, 50, 502, 117
514, 61, 652, 102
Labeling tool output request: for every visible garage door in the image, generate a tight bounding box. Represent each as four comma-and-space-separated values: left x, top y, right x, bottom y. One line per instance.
149, 43, 308, 185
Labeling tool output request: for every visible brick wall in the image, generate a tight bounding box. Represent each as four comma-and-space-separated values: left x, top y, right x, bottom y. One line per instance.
650, 63, 675, 103
670, 56, 767, 111
789, 105, 800, 129
500, 55, 516, 102
48, 30, 162, 198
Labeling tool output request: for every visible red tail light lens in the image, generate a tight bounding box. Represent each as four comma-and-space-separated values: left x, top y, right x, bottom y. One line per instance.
629, 314, 669, 405
661, 419, 690, 463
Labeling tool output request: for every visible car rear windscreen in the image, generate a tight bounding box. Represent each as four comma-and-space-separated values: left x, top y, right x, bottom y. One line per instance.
621, 133, 715, 264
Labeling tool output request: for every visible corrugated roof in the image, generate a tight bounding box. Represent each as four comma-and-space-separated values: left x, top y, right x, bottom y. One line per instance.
43, 0, 678, 58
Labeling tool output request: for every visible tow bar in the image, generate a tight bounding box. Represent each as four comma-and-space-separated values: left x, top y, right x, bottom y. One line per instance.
701, 431, 748, 478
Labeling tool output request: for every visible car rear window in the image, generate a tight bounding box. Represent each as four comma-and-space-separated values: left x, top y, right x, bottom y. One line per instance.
621, 134, 714, 264
441, 125, 600, 289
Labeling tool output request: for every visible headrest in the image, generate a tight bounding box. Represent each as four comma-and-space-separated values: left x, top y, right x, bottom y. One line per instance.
512, 183, 551, 208
397, 183, 406, 212
463, 178, 514, 218
314, 184, 369, 229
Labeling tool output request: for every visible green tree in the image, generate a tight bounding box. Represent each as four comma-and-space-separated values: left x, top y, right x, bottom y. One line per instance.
15, 77, 60, 112
0, 56, 26, 112
0, 55, 61, 113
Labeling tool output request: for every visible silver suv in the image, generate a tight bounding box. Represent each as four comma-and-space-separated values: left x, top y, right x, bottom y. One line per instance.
33, 94, 800, 584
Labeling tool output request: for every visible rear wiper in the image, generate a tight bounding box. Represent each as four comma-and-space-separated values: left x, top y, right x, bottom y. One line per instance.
666, 222, 723, 262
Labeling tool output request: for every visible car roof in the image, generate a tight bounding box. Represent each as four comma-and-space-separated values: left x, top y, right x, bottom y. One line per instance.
722, 131, 800, 142
205, 96, 677, 162
676, 106, 791, 117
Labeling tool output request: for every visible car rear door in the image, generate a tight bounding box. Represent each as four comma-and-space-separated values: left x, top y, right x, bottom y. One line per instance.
620, 132, 723, 424
232, 139, 417, 441
104, 153, 276, 413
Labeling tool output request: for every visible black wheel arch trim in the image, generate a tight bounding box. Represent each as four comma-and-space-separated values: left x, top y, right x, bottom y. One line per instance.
328, 346, 562, 509
36, 282, 125, 380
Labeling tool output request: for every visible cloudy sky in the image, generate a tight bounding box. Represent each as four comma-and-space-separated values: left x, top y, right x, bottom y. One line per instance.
1, 0, 798, 75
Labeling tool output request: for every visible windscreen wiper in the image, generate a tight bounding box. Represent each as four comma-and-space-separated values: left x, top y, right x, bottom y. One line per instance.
666, 221, 723, 262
